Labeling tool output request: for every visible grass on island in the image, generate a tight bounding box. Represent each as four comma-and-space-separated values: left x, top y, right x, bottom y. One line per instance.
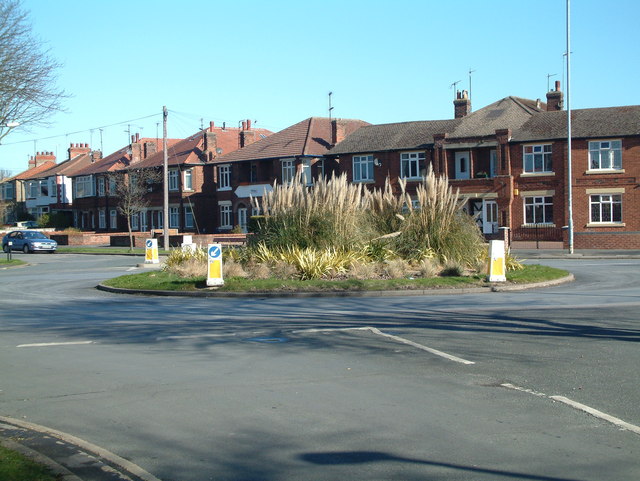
102, 264, 569, 293
0, 258, 26, 267
0, 445, 59, 481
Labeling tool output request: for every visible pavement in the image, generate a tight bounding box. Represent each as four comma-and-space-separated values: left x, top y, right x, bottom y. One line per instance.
3, 247, 640, 481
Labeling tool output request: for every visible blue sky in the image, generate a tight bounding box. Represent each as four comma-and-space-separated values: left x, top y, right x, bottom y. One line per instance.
1, 0, 639, 175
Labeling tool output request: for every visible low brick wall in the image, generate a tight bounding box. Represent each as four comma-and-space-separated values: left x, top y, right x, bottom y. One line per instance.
49, 232, 112, 246
46, 231, 248, 248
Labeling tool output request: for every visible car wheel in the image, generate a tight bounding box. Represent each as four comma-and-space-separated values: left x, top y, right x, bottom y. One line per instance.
2, 244, 9, 253
48, 250, 55, 254
23, 244, 30, 254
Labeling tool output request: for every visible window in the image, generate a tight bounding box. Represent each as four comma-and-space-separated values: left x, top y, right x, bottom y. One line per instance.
589, 140, 622, 170
301, 159, 312, 185
169, 169, 179, 191
281, 159, 296, 183
131, 213, 139, 230
39, 180, 48, 197
184, 169, 193, 191
219, 203, 232, 228
28, 181, 38, 198
108, 177, 117, 196
353, 155, 374, 182
315, 159, 325, 179
110, 209, 117, 230
98, 210, 106, 229
524, 196, 553, 224
140, 210, 148, 231
97, 178, 105, 196
169, 207, 179, 228
184, 206, 194, 229
1, 182, 14, 200
590, 194, 622, 223
49, 179, 56, 198
250, 164, 258, 183
75, 175, 94, 198
218, 165, 231, 190
400, 152, 425, 179
523, 144, 552, 173
157, 210, 163, 229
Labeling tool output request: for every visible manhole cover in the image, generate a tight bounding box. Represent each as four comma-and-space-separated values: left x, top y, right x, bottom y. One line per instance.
245, 337, 289, 343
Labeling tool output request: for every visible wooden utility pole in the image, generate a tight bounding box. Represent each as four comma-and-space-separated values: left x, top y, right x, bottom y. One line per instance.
162, 106, 169, 251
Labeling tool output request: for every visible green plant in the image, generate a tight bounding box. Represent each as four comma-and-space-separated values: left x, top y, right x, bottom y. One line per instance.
440, 260, 465, 277
163, 246, 208, 272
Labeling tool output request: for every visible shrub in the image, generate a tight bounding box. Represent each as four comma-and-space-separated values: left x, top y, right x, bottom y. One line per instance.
164, 246, 207, 273
223, 259, 248, 278
380, 259, 411, 279
417, 258, 440, 278
440, 260, 465, 277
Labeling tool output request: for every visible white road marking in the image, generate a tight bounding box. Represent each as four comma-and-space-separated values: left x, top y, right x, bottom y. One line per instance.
501, 383, 640, 435
549, 396, 640, 435
17, 341, 94, 348
294, 326, 475, 365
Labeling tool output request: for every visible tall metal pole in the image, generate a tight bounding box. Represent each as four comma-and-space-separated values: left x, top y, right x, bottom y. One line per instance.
566, 0, 574, 254
162, 106, 169, 251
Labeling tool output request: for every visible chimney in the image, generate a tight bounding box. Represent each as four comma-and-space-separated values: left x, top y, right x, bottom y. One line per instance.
144, 141, 157, 159
454, 90, 471, 118
239, 119, 256, 148
331, 119, 347, 146
202, 121, 218, 161
28, 151, 56, 168
68, 142, 91, 160
130, 134, 142, 164
546, 80, 564, 111
91, 150, 102, 163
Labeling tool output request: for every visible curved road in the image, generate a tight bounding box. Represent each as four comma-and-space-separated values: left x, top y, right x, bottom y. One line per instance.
1, 253, 639, 481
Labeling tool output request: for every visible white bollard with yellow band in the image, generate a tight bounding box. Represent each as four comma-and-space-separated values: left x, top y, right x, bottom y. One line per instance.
488, 240, 506, 282
206, 243, 224, 287
145, 238, 159, 264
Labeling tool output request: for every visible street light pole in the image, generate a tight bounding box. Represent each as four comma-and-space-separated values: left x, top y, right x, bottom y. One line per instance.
162, 106, 169, 251
566, 0, 574, 254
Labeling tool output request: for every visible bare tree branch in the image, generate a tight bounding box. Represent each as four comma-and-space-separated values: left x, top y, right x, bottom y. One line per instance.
0, 0, 67, 143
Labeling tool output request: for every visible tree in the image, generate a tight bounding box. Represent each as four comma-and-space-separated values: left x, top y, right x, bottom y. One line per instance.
0, 0, 66, 144
108, 169, 161, 251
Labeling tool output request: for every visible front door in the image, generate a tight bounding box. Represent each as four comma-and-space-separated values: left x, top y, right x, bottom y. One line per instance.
455, 151, 470, 180
482, 200, 498, 234
237, 207, 248, 233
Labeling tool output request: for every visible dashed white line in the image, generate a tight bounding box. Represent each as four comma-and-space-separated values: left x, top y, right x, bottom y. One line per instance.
294, 326, 475, 365
17, 341, 94, 348
501, 383, 640, 435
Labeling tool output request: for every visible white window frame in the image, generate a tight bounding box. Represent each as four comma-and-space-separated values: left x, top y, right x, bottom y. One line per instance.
75, 175, 94, 198
183, 169, 193, 191
523, 144, 552, 174
400, 151, 425, 180
353, 155, 374, 182
110, 209, 117, 230
168, 169, 179, 191
589, 194, 622, 224
28, 181, 38, 198
281, 159, 296, 184
218, 165, 231, 190
97, 177, 105, 196
301, 159, 312, 185
588, 140, 622, 171
169, 207, 179, 228
219, 202, 232, 229
98, 209, 106, 229
140, 210, 148, 231
184, 205, 194, 229
524, 196, 554, 225
108, 177, 117, 196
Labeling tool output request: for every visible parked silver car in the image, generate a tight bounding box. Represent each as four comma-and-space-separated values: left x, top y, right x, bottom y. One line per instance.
2, 230, 57, 253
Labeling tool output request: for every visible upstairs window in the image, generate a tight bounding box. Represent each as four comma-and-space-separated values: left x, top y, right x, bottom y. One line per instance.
589, 140, 622, 170
75, 175, 94, 198
168, 169, 179, 191
218, 165, 231, 190
400, 152, 425, 179
97, 177, 105, 196
184, 169, 193, 191
523, 144, 552, 173
353, 155, 374, 182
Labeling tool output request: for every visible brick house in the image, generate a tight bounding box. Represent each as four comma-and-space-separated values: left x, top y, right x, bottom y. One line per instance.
0, 153, 56, 224
329, 83, 640, 249
130, 121, 272, 234
212, 117, 369, 231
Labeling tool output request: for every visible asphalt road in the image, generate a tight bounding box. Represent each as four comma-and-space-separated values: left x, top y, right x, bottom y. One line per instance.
0, 253, 639, 481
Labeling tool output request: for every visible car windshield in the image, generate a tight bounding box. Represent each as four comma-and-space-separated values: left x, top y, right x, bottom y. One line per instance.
24, 231, 48, 239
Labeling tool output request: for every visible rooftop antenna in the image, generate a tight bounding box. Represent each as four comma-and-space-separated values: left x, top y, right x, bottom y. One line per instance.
99, 128, 103, 153
200, 118, 204, 131
125, 124, 131, 144
450, 80, 462, 100
547, 73, 557, 92
468, 68, 476, 101
328, 91, 334, 121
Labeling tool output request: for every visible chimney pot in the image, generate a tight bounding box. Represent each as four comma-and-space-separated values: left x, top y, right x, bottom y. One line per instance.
135, 133, 140, 143
246, 119, 252, 130
242, 121, 247, 131
209, 121, 214, 131
555, 80, 561, 91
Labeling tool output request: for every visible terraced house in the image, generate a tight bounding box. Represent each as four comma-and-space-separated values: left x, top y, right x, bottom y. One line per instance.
328, 83, 640, 249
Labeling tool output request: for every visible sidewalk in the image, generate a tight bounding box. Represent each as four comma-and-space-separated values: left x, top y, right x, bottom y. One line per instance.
0, 416, 160, 481
511, 247, 640, 259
